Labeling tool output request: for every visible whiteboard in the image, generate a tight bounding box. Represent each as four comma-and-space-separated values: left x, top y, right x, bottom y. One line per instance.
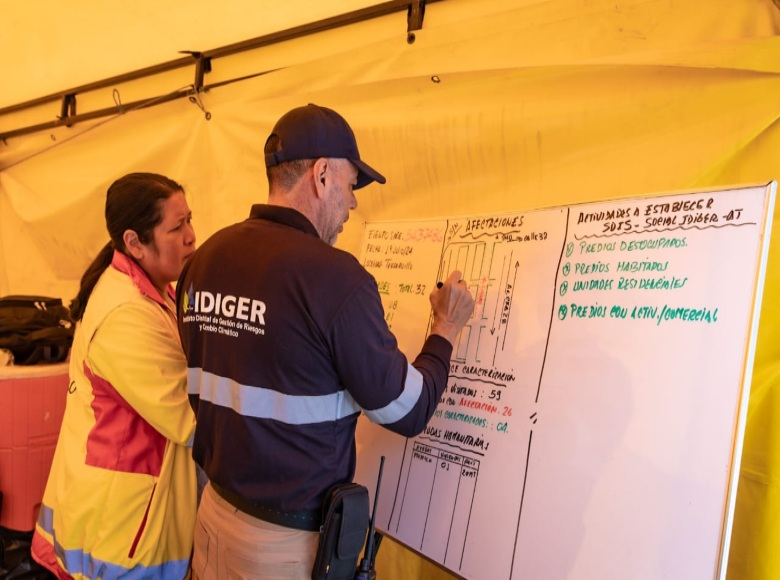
353, 182, 776, 580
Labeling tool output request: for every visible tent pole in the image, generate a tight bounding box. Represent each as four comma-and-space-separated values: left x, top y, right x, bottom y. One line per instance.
0, 0, 437, 142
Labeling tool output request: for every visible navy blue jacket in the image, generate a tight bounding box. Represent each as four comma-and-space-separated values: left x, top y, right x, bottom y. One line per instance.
177, 205, 452, 512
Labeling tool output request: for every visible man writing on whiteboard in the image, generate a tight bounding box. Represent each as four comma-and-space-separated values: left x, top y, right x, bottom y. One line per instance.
177, 103, 475, 579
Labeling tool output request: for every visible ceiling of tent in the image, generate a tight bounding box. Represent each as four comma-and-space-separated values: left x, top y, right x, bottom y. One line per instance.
0, 0, 389, 110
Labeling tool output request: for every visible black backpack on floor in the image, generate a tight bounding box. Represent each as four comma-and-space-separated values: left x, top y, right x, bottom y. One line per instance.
0, 295, 74, 365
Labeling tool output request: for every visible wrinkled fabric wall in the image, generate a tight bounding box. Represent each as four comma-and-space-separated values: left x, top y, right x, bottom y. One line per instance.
1, 1, 779, 578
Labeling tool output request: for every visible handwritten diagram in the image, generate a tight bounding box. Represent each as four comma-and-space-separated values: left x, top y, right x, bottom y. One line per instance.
438, 224, 521, 366
360, 210, 565, 578
388, 442, 479, 569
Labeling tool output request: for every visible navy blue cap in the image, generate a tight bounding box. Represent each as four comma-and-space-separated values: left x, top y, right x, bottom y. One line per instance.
264, 104, 386, 189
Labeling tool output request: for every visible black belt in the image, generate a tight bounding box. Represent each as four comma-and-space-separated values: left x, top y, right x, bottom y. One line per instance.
211, 483, 322, 532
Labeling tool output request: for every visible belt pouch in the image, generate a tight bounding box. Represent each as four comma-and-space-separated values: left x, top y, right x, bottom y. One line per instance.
311, 483, 369, 580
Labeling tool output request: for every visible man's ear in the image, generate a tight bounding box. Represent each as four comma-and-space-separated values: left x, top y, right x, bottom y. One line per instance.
313, 158, 329, 199
123, 229, 144, 260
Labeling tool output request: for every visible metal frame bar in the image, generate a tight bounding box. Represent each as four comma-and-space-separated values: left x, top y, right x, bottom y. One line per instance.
0, 0, 434, 142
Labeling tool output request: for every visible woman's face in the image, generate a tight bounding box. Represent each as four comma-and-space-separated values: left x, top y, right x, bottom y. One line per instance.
141, 191, 196, 294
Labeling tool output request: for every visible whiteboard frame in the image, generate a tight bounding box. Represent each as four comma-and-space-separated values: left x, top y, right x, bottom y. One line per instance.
716, 180, 776, 579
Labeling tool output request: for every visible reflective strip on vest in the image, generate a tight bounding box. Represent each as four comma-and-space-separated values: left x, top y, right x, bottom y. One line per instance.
188, 364, 423, 425
37, 504, 190, 580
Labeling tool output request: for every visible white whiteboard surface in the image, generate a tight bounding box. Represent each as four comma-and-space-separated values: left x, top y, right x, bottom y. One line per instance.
353, 182, 776, 580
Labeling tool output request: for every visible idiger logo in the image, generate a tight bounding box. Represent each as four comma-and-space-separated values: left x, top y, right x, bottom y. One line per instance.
181, 283, 266, 337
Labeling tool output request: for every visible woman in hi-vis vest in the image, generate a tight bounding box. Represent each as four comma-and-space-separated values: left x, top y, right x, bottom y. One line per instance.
32, 172, 198, 579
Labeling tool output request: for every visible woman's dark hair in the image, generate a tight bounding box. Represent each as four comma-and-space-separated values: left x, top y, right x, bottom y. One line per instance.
69, 172, 184, 322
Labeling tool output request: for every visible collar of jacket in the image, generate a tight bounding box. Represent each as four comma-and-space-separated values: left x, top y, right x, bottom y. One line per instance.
110, 250, 174, 308
248, 204, 320, 238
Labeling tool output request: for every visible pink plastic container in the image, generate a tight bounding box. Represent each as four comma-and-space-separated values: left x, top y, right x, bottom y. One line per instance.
0, 363, 68, 531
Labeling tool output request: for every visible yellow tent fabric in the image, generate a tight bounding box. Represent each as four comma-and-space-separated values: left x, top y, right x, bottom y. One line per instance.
1, 1, 779, 577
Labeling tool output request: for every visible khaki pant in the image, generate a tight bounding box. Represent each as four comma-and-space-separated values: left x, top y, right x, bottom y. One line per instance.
192, 483, 319, 580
